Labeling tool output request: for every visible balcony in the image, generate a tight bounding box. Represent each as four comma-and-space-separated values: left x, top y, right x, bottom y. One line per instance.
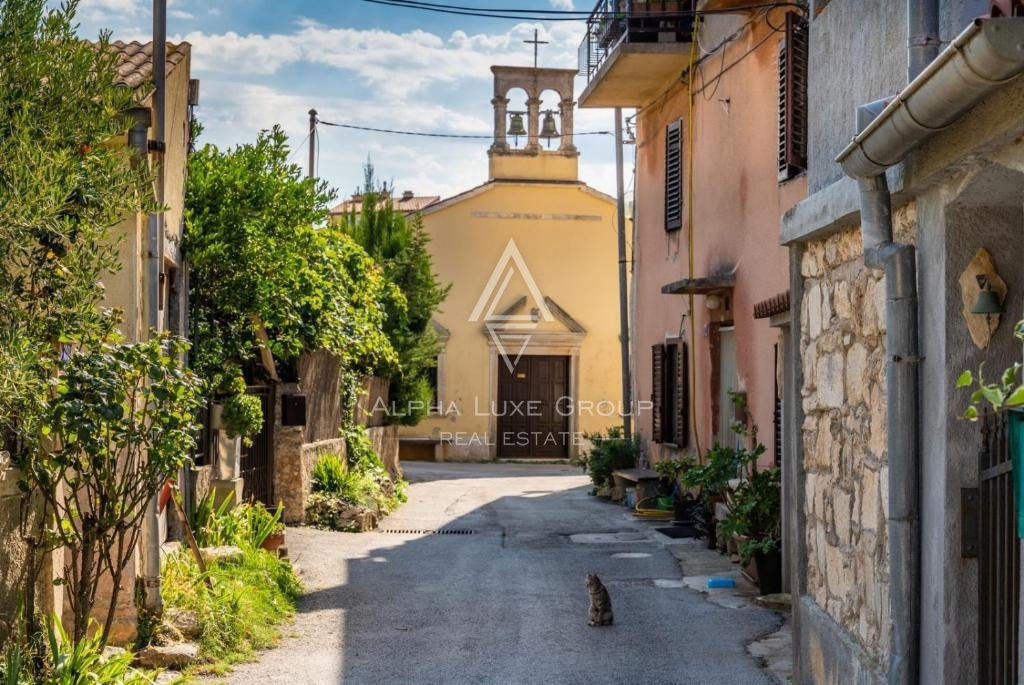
577, 0, 697, 108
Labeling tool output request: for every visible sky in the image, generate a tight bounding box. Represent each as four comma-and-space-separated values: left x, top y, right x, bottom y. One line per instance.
70, 0, 622, 205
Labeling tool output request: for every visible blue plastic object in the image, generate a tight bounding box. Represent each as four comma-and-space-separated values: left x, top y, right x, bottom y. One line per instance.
707, 577, 736, 589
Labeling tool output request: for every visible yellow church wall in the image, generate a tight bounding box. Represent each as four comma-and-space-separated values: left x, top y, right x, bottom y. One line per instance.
488, 151, 578, 183
401, 180, 628, 461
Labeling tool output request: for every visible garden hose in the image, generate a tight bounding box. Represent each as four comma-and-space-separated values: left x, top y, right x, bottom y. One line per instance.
633, 496, 673, 519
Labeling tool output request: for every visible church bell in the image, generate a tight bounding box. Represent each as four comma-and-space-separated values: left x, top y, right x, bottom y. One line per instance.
508, 112, 527, 143
539, 110, 560, 147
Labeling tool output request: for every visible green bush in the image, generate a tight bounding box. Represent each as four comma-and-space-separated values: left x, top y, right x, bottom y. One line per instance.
160, 548, 301, 673
221, 392, 264, 445
311, 452, 347, 494
721, 466, 782, 564
189, 492, 283, 550
581, 426, 639, 488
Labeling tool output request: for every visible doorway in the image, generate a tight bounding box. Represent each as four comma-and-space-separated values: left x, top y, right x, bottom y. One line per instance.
496, 356, 570, 458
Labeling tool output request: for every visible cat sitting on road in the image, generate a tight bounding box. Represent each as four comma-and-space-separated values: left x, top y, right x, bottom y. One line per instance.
586, 573, 613, 627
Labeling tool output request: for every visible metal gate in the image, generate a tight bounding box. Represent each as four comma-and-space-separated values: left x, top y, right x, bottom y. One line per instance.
978, 410, 1019, 685
240, 385, 275, 508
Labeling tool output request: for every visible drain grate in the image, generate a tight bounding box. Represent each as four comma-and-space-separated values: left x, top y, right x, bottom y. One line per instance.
380, 528, 476, 536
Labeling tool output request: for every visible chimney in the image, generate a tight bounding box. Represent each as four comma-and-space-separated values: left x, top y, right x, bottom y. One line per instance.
402, 190, 414, 201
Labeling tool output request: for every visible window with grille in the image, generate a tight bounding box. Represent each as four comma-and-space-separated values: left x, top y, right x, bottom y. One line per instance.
651, 341, 689, 446
665, 120, 682, 231
778, 12, 809, 181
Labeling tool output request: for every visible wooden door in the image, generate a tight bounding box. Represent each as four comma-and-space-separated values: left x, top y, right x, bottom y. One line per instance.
497, 356, 570, 458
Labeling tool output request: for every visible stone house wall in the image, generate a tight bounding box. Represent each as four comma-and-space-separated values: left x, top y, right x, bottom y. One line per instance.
799, 204, 916, 671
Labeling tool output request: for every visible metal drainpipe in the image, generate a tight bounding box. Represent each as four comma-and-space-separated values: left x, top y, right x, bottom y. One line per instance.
853, 4, 935, 681
144, 0, 168, 614
857, 172, 921, 685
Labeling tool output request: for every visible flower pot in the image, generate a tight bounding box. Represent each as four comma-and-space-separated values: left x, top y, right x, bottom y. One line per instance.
261, 530, 285, 552
754, 549, 783, 595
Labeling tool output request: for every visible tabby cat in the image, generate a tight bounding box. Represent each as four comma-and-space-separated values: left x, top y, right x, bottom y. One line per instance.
586, 573, 613, 626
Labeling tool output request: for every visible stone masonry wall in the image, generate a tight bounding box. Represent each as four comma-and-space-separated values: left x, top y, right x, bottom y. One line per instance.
799, 205, 915, 671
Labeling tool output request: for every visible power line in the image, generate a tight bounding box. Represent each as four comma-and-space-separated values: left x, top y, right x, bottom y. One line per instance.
357, 0, 805, 21
358, 0, 593, 21
317, 119, 613, 138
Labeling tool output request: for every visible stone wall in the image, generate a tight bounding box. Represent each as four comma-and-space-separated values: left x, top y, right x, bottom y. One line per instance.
798, 205, 915, 671
367, 426, 401, 481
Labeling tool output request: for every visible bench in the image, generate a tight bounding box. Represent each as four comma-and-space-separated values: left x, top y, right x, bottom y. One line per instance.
611, 468, 661, 503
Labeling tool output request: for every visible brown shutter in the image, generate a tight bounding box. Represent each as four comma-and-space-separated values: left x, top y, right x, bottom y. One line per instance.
673, 342, 689, 448
778, 12, 809, 180
651, 344, 665, 441
665, 121, 682, 231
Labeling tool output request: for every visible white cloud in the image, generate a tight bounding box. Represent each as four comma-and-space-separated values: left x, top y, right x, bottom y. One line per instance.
177, 21, 584, 98
550, 0, 576, 9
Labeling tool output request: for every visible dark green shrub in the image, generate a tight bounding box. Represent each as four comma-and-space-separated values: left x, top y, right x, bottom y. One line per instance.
582, 426, 639, 487
311, 452, 347, 494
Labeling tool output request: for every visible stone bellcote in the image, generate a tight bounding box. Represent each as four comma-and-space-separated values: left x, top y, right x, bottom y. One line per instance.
488, 65, 580, 183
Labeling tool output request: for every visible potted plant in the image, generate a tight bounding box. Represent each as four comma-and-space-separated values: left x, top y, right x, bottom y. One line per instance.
683, 442, 754, 548
721, 466, 782, 593
581, 427, 639, 499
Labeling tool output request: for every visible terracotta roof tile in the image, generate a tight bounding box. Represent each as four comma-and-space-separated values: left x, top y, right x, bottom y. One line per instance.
107, 40, 190, 90
330, 194, 441, 216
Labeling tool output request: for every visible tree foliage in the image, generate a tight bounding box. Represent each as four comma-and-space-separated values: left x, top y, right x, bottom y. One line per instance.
339, 164, 450, 425
0, 0, 203, 651
185, 128, 397, 394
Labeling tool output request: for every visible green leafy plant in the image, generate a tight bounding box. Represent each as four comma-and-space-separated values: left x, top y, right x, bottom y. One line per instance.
958, 319, 1024, 419
189, 492, 284, 550
721, 466, 782, 564
0, 0, 159, 649
654, 456, 695, 485
43, 618, 157, 684
311, 452, 348, 494
581, 426, 639, 488
683, 443, 747, 508
339, 163, 451, 427
160, 548, 301, 673
240, 502, 285, 549
186, 127, 397, 396
220, 392, 264, 445
23, 336, 203, 644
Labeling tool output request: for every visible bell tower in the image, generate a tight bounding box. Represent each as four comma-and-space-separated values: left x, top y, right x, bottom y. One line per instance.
488, 65, 579, 182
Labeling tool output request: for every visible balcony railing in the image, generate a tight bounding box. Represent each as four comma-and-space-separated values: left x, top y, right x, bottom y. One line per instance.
578, 0, 697, 81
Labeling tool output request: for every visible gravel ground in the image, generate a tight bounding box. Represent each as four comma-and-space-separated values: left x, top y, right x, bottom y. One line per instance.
215, 463, 780, 685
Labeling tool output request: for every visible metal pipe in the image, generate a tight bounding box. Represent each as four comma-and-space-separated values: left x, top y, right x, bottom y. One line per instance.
614, 108, 632, 440
838, 18, 1024, 178
308, 109, 317, 179
143, 0, 167, 614
908, 0, 941, 80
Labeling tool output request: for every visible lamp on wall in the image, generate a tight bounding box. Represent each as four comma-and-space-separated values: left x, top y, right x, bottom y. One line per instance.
971, 274, 1006, 320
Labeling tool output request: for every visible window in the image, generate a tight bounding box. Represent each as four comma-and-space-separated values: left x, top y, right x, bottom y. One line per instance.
665, 120, 682, 231
778, 12, 809, 181
651, 341, 689, 446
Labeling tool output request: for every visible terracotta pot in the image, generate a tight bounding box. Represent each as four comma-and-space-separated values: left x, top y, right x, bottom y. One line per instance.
261, 530, 285, 552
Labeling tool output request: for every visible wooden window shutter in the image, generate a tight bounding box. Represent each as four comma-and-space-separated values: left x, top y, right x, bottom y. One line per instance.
665, 120, 683, 231
651, 344, 665, 441
673, 342, 689, 448
778, 12, 809, 180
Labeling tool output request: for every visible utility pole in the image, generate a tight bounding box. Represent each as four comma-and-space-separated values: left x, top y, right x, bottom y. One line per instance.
614, 108, 633, 441
308, 109, 317, 179
144, 0, 167, 613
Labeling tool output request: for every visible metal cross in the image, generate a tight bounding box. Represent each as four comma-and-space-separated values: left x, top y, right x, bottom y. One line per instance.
524, 29, 548, 69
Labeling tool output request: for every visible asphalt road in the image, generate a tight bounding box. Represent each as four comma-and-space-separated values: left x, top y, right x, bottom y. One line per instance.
221, 463, 780, 685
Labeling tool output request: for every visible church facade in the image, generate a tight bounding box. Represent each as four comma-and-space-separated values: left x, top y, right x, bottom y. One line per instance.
398, 65, 628, 462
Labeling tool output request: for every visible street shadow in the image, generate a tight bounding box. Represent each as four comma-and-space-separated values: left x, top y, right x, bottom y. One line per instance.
289, 467, 780, 685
